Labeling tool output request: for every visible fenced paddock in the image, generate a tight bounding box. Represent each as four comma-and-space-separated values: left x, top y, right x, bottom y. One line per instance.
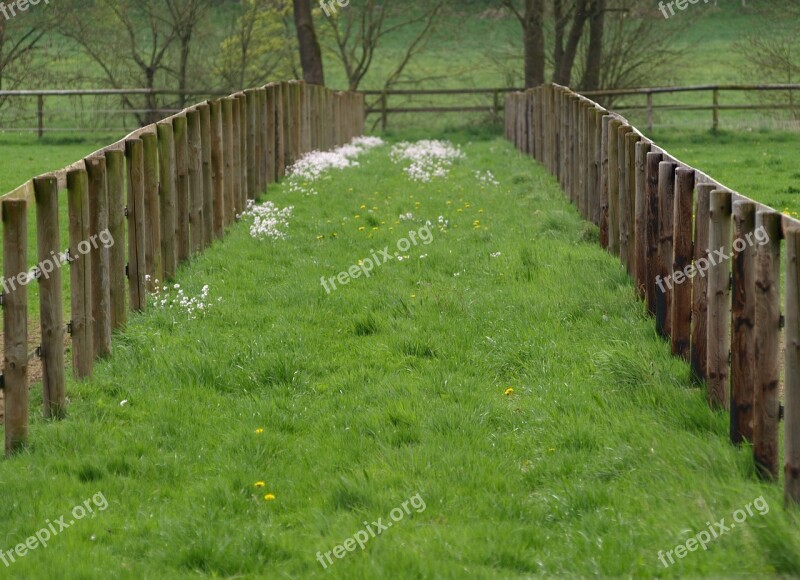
0, 80, 365, 456
506, 84, 800, 504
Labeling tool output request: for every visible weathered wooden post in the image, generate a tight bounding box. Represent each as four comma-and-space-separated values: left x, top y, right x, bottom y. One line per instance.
634, 140, 651, 299
210, 99, 225, 238
785, 227, 800, 503
645, 152, 663, 317
753, 211, 782, 479
707, 189, 732, 408
731, 201, 757, 444
126, 139, 147, 312
106, 149, 127, 325
173, 115, 190, 263
86, 156, 111, 358
671, 167, 695, 360
34, 176, 66, 419
656, 161, 677, 338
67, 169, 93, 378
691, 184, 714, 382
3, 199, 29, 453
157, 122, 177, 280
187, 109, 204, 255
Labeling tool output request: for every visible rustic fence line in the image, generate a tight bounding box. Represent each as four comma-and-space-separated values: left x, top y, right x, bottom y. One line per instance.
0, 80, 366, 456
505, 84, 800, 505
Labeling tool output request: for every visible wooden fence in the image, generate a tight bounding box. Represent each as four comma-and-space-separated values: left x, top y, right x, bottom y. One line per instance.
506, 84, 800, 505
0, 80, 365, 456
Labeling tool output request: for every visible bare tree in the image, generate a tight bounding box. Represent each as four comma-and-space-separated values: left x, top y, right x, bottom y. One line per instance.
217, 0, 298, 92
294, 0, 324, 85
57, 0, 212, 124
0, 4, 52, 103
735, 1, 800, 119
321, 0, 444, 92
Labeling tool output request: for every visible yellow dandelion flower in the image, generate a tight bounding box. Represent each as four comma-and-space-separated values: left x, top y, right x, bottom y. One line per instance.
465, 203, 472, 208
479, 209, 484, 213
264, 494, 276, 501
358, 226, 366, 232
548, 448, 556, 453
411, 294, 416, 299
504, 387, 514, 396
457, 208, 463, 213
447, 200, 453, 205
255, 428, 264, 434
358, 260, 364, 266
316, 235, 324, 240
354, 215, 361, 219
372, 206, 378, 211
360, 204, 366, 209
255, 481, 266, 488
372, 227, 379, 231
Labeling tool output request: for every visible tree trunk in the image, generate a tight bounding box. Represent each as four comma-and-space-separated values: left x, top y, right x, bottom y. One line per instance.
580, 0, 605, 90
294, 0, 325, 85
552, 0, 589, 87
523, 0, 545, 88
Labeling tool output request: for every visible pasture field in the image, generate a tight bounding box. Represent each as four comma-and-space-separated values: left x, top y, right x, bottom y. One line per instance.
0, 135, 798, 577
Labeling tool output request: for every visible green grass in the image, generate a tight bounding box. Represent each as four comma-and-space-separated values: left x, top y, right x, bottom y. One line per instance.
1, 135, 799, 577
653, 129, 800, 217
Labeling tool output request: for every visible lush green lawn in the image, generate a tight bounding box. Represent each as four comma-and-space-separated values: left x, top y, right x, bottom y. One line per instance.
653, 129, 800, 218
1, 134, 799, 578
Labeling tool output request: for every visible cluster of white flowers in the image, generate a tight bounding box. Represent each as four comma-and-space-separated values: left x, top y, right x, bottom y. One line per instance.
424, 216, 450, 233
390, 140, 465, 182
476, 170, 500, 186
287, 136, 385, 195
147, 278, 220, 320
399, 212, 414, 221
240, 199, 294, 240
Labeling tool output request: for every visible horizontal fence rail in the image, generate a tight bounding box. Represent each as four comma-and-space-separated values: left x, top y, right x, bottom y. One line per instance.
0, 81, 366, 456
506, 84, 800, 504
3, 84, 800, 135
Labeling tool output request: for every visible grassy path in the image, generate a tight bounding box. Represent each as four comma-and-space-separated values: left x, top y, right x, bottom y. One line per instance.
1, 133, 799, 578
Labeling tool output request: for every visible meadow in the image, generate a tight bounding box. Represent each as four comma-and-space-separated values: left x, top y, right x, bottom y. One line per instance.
2, 135, 800, 577
1, 1, 800, 577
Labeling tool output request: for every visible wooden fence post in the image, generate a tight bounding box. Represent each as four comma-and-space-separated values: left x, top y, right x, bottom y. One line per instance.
622, 132, 640, 278
67, 169, 93, 379
592, 108, 604, 226
645, 152, 663, 317
173, 115, 190, 262
210, 99, 225, 238
33, 177, 66, 419
599, 115, 612, 249
266, 85, 277, 183
785, 227, 800, 503
86, 156, 111, 359
3, 199, 29, 453
199, 103, 214, 248
634, 140, 651, 299
187, 109, 204, 255
607, 118, 622, 256
141, 133, 160, 290
707, 189, 732, 408
126, 139, 146, 311
753, 211, 782, 479
656, 161, 677, 337
691, 184, 714, 382
671, 168, 695, 360
105, 149, 127, 327
238, 92, 249, 211
277, 83, 287, 177
245, 89, 257, 201
731, 201, 757, 444
157, 122, 177, 280
223, 97, 236, 225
